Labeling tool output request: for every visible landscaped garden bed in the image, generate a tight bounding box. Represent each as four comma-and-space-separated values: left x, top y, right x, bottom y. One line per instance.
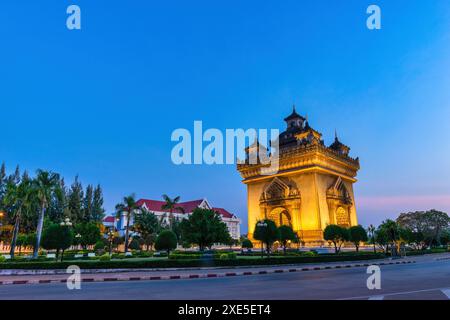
0, 252, 385, 270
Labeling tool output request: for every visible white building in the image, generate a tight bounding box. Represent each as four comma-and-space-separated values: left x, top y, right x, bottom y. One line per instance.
106, 198, 241, 240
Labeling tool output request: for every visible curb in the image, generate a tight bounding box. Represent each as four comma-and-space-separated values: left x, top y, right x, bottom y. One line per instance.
0, 260, 416, 286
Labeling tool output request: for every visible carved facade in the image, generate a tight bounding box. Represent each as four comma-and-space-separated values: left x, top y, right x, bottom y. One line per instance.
237, 106, 360, 245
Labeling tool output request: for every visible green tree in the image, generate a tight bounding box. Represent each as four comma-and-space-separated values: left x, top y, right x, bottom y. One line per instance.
349, 225, 368, 252
376, 220, 401, 255
241, 238, 253, 249
367, 224, 376, 253
41, 223, 73, 260
73, 222, 102, 249
323, 225, 349, 254
128, 238, 141, 251
7, 165, 21, 185
155, 230, 177, 254
46, 177, 67, 224
161, 195, 185, 229
399, 228, 425, 250
374, 227, 389, 254
33, 170, 61, 259
253, 219, 279, 257
278, 225, 296, 255
83, 184, 93, 222
0, 162, 6, 206
92, 185, 105, 222
133, 209, 160, 251
16, 234, 28, 254
115, 194, 139, 253
25, 233, 37, 252
180, 208, 230, 251
397, 210, 450, 247
67, 176, 84, 224
3, 179, 34, 258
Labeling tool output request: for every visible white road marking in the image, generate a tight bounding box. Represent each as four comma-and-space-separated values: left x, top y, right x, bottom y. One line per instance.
441, 289, 450, 299
368, 295, 384, 300
340, 287, 450, 300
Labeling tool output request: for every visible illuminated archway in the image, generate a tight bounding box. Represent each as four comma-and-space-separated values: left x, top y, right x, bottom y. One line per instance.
267, 207, 292, 227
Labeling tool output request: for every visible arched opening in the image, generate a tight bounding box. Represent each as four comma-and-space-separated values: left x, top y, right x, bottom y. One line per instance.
267, 207, 292, 227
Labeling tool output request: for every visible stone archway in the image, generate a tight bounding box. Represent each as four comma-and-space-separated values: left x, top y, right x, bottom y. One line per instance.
267, 207, 292, 227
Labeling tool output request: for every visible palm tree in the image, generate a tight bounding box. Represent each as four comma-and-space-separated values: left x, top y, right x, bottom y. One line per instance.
161, 195, 184, 229
3, 179, 34, 258
33, 170, 61, 259
367, 224, 376, 253
115, 194, 139, 253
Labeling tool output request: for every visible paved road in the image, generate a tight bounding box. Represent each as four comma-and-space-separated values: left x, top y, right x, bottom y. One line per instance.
1, 258, 449, 300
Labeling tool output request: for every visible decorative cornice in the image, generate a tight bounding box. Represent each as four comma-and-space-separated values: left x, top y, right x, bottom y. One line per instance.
237, 143, 360, 182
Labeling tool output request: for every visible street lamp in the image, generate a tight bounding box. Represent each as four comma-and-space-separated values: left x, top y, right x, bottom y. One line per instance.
107, 230, 115, 256
257, 221, 268, 258
60, 218, 72, 227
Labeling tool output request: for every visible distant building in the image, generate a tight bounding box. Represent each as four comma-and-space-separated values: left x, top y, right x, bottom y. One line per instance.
105, 198, 241, 240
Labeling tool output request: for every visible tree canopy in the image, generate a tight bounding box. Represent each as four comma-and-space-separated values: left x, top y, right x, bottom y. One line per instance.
180, 208, 230, 251
323, 224, 349, 253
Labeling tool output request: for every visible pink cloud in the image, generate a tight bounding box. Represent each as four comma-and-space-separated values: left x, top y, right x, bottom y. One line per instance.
357, 195, 450, 213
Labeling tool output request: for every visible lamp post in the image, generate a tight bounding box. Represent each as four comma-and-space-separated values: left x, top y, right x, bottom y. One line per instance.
75, 233, 82, 250
107, 230, 115, 256
257, 221, 267, 258
59, 218, 73, 261
60, 218, 73, 227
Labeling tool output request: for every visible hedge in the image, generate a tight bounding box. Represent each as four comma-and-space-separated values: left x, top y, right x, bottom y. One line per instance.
0, 253, 385, 270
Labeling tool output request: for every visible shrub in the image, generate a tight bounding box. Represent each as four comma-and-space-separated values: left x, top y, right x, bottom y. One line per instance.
228, 252, 237, 259
241, 239, 253, 249
219, 253, 229, 260
301, 251, 316, 257
138, 251, 153, 258
0, 253, 385, 270
129, 239, 141, 251
94, 240, 107, 251
169, 253, 202, 260
0, 256, 6, 262
99, 254, 111, 261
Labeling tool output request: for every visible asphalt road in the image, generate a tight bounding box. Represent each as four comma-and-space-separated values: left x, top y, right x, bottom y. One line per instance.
1, 259, 449, 300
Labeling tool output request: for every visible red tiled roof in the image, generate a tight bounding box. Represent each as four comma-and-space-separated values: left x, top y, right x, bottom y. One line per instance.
136, 199, 204, 214
103, 216, 115, 223
135, 198, 236, 219
213, 207, 235, 219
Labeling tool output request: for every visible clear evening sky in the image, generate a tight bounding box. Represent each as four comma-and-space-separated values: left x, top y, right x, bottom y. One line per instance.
1, 1, 449, 232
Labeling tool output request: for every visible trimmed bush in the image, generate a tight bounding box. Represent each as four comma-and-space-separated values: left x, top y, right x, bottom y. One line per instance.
219, 253, 229, 260
0, 253, 385, 269
301, 251, 316, 257
228, 252, 237, 259
99, 254, 111, 261
94, 240, 107, 251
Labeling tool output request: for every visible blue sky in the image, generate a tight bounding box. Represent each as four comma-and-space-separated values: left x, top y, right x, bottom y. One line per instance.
1, 1, 449, 232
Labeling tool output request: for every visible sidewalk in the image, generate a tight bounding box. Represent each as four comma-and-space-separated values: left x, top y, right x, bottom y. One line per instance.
1, 253, 441, 286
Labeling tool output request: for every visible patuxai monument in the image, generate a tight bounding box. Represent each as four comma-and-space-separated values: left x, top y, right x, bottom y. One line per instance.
237, 106, 360, 245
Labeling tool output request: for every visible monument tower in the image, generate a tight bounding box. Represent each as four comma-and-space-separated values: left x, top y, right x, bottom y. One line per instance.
237, 106, 360, 245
